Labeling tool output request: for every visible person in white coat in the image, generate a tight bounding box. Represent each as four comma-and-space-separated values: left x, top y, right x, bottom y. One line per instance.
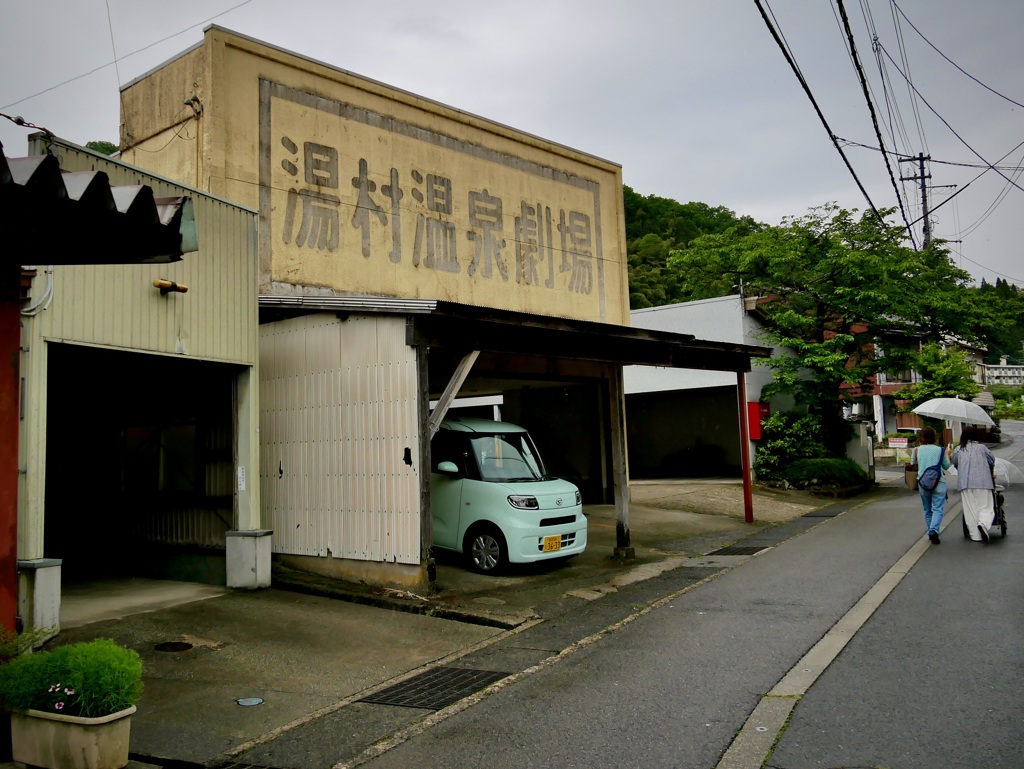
951, 426, 996, 542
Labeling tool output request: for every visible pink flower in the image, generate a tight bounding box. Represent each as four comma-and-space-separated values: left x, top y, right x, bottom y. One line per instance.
48, 684, 61, 692
64, 687, 75, 696
54, 702, 64, 710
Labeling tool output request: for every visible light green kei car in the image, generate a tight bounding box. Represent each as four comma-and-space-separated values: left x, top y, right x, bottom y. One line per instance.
431, 416, 587, 574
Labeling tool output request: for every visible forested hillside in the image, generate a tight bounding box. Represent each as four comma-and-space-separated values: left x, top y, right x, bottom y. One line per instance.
622, 185, 761, 309
977, 278, 1024, 363
622, 186, 1024, 365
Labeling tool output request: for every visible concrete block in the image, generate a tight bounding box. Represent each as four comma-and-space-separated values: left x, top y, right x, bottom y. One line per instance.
225, 530, 273, 589
17, 558, 62, 638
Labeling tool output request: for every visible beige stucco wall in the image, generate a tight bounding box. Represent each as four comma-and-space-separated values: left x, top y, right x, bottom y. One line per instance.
121, 26, 630, 325
120, 44, 208, 189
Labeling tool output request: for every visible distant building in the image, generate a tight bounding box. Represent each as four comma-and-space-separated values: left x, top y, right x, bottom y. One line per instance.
981, 357, 1024, 386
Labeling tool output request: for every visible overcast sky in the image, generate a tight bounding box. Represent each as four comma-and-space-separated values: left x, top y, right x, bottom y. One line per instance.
3, 1, 1021, 287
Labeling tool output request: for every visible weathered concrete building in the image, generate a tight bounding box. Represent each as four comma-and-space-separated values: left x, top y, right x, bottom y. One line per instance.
119, 27, 767, 588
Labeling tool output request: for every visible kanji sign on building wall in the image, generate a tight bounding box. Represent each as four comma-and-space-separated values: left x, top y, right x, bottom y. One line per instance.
259, 80, 612, 320
120, 28, 629, 324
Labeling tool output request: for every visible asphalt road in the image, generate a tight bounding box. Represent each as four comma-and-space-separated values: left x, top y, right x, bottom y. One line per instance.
767, 422, 1024, 769
349, 439, 1024, 769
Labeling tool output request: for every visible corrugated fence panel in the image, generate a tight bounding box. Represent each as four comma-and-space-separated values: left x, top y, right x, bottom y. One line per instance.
372, 317, 421, 564
36, 143, 258, 367
259, 314, 420, 564
130, 505, 229, 549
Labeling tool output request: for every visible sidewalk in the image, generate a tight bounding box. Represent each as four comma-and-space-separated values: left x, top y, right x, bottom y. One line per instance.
7, 473, 907, 769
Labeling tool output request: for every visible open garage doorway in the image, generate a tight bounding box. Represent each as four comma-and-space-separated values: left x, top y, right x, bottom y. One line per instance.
44, 343, 242, 586
626, 386, 742, 480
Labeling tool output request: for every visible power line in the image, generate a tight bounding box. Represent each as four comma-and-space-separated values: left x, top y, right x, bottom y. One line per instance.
838, 131, 1024, 279
834, 136, 1024, 171
1, 0, 254, 111
888, 0, 928, 152
755, 0, 883, 221
835, 0, 915, 244
104, 0, 122, 89
892, 0, 1024, 111
957, 251, 1024, 286
877, 44, 1024, 197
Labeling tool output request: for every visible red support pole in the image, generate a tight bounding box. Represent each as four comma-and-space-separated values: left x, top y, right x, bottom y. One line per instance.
0, 265, 21, 633
737, 372, 754, 524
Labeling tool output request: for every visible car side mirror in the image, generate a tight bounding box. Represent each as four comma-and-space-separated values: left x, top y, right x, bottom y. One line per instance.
437, 461, 461, 476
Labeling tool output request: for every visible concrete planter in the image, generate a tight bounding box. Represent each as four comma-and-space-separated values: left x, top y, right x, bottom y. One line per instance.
10, 705, 135, 769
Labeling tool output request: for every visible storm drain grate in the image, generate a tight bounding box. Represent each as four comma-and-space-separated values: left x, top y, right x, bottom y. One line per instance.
803, 508, 844, 517
706, 545, 769, 556
358, 666, 509, 710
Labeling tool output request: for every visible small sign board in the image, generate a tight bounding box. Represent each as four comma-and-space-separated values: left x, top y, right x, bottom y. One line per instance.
889, 437, 909, 448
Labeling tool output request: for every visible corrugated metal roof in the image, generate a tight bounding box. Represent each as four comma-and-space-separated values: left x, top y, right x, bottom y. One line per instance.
0, 146, 195, 265
973, 391, 996, 408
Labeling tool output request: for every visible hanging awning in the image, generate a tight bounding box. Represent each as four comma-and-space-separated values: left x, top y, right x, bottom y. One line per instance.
0, 149, 195, 265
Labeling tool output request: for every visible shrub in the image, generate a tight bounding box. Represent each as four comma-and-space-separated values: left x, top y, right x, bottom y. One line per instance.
753, 411, 830, 480
0, 638, 142, 718
0, 626, 53, 661
780, 458, 868, 488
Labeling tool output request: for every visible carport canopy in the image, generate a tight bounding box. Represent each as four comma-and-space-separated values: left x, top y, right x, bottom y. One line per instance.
261, 295, 772, 560
411, 301, 771, 556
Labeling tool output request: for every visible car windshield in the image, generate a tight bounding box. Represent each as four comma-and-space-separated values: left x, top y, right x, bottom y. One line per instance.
469, 432, 548, 482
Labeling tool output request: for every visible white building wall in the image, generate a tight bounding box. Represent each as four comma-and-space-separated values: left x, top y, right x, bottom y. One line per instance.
625, 295, 775, 399
984, 364, 1024, 385
259, 313, 421, 564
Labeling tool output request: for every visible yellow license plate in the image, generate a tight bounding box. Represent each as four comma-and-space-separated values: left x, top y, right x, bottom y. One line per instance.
543, 535, 562, 552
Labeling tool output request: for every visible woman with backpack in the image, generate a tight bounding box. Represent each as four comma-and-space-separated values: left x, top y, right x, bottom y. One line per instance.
914, 427, 952, 544
951, 425, 997, 542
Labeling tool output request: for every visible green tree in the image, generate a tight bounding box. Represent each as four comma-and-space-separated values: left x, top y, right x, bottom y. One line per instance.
991, 384, 1024, 419
892, 342, 981, 407
975, 278, 1024, 364
623, 185, 762, 308
627, 234, 673, 309
667, 204, 1000, 454
85, 140, 118, 156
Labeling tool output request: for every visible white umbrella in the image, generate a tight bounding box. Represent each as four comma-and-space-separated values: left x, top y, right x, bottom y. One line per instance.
946, 457, 1024, 487
912, 397, 995, 426
996, 458, 1024, 487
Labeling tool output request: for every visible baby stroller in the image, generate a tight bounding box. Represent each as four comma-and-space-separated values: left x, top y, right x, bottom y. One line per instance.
962, 485, 1007, 539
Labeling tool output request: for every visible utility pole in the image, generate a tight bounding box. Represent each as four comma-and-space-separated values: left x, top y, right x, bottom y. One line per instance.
900, 153, 932, 247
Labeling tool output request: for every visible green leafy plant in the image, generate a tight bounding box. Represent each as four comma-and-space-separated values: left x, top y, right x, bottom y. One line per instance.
753, 410, 830, 480
0, 625, 53, 661
0, 638, 142, 718
891, 342, 981, 407
780, 458, 868, 488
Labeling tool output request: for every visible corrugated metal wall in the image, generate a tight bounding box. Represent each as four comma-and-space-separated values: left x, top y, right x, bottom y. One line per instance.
19, 140, 259, 558
34, 142, 257, 365
260, 313, 421, 564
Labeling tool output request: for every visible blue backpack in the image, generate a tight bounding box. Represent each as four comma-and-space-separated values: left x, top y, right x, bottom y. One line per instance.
919, 451, 944, 492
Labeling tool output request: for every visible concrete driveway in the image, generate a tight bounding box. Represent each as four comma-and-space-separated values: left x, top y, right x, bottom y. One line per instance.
44, 477, 845, 766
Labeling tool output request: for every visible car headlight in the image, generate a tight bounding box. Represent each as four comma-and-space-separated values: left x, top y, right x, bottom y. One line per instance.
575, 490, 582, 506
508, 495, 539, 510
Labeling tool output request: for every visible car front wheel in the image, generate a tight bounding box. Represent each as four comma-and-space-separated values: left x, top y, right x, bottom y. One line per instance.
465, 525, 508, 574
